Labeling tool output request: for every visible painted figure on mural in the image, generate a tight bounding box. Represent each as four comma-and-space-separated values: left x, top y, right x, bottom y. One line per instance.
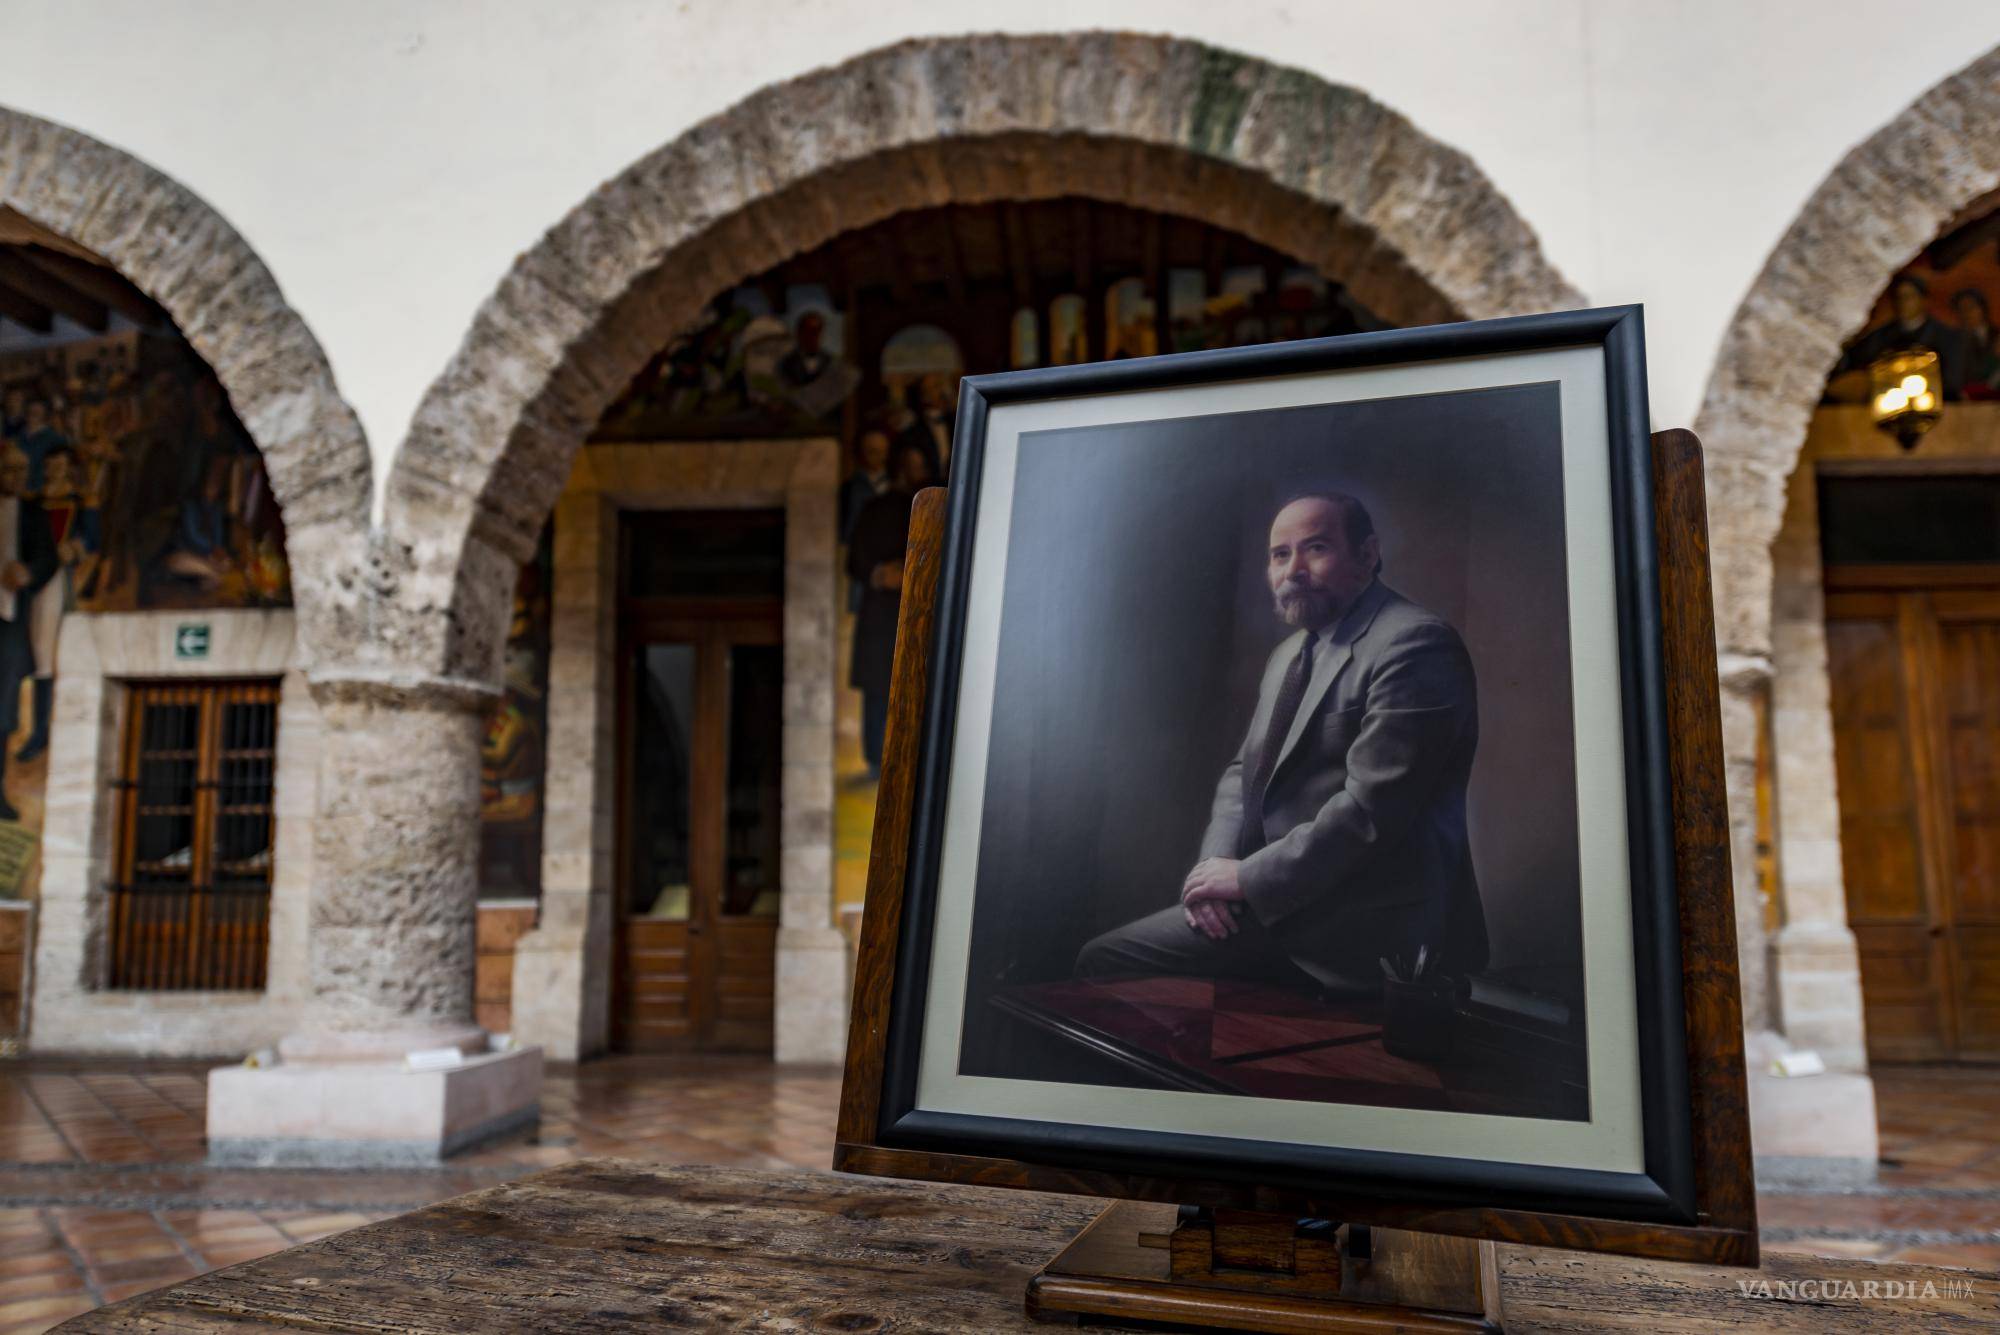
1837, 274, 1969, 400
163, 376, 244, 591
847, 442, 935, 776
778, 310, 833, 387
15, 399, 68, 490
479, 529, 551, 895
593, 291, 858, 439
0, 337, 292, 618
15, 446, 88, 764
840, 427, 893, 618
890, 374, 956, 483
0, 447, 58, 824
774, 307, 860, 421
1951, 288, 2000, 398
840, 428, 892, 546
0, 387, 25, 444
92, 369, 186, 605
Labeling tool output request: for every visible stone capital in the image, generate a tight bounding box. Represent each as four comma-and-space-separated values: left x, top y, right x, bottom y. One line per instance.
1716, 650, 1775, 693
305, 667, 499, 715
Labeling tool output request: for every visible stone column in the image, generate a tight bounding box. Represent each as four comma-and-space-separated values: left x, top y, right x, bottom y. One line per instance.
774, 441, 847, 1063
280, 679, 489, 1059
1766, 463, 1869, 1072
1716, 658, 1774, 1038
511, 491, 617, 1061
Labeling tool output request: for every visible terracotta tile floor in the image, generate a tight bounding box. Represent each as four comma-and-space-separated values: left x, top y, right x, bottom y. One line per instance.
0, 1057, 1988, 1331
1754, 1064, 2000, 1273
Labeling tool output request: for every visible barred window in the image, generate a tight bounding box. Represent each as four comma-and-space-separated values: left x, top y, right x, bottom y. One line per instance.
103, 681, 279, 991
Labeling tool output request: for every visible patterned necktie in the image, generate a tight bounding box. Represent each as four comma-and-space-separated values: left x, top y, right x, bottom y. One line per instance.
1239, 631, 1317, 857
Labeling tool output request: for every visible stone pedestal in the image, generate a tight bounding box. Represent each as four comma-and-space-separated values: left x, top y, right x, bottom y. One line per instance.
205, 676, 540, 1163
207, 1047, 543, 1166
1745, 1029, 1880, 1187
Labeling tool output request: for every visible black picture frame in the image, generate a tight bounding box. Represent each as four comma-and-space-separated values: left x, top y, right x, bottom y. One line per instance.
843, 305, 1743, 1251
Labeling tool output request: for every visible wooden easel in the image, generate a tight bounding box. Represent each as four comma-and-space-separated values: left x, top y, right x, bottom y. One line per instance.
837, 429, 1753, 1332
1028, 1201, 1500, 1331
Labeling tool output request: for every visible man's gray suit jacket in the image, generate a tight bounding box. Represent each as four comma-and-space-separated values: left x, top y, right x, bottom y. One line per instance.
1199, 578, 1490, 989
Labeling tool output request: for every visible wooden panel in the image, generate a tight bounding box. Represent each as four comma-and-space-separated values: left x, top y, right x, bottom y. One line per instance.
476, 904, 537, 952
1827, 578, 2000, 1064
1649, 428, 1756, 1248
1933, 599, 2000, 1060
1824, 603, 1952, 1061
616, 919, 693, 1051
0, 907, 25, 1036
838, 489, 948, 1145
1957, 924, 2000, 1062
473, 954, 513, 1003
709, 918, 777, 1052
471, 904, 538, 1035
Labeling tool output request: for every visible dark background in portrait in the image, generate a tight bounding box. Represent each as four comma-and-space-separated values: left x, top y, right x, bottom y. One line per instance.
956, 382, 1584, 1079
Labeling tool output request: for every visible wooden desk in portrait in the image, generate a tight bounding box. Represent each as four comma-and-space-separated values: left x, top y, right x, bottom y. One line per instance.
989, 973, 1589, 1121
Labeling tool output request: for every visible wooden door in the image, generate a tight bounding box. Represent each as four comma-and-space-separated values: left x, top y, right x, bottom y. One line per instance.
1826, 570, 2000, 1062
614, 609, 783, 1053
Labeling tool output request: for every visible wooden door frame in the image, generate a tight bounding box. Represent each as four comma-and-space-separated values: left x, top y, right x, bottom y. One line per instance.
613, 596, 783, 1051
529, 440, 843, 1063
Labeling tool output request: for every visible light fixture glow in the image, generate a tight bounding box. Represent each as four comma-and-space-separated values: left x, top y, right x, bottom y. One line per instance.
1867, 348, 1943, 451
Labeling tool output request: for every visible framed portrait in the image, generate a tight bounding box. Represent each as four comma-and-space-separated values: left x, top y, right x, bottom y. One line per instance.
837, 306, 1755, 1266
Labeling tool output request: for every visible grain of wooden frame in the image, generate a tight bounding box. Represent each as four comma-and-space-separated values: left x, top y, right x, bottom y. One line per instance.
836, 420, 1756, 1270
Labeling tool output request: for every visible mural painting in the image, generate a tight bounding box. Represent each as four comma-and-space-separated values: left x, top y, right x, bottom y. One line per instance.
581, 201, 1395, 935
0, 329, 291, 899
1826, 233, 2000, 403
594, 285, 860, 441
479, 528, 552, 899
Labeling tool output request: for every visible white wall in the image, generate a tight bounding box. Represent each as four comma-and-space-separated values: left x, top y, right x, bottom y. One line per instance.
3, 1, 1997, 505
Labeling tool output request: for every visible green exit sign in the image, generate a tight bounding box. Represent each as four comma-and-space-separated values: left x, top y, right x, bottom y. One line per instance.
174, 623, 210, 660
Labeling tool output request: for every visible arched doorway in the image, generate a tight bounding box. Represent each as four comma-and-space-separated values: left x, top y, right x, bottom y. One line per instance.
0, 107, 370, 638
578, 197, 1403, 1054
382, 32, 1581, 1062
1691, 42, 2000, 1171
0, 108, 367, 1053
1766, 192, 2000, 1068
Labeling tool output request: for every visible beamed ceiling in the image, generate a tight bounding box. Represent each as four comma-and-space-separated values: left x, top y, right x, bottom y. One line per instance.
0, 207, 168, 337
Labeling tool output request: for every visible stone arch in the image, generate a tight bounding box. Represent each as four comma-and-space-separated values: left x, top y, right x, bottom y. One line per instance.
383, 31, 1584, 684
1693, 46, 2000, 661
1689, 48, 2000, 1059
0, 104, 373, 658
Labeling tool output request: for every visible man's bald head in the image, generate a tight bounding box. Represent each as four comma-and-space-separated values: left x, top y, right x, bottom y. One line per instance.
1265, 491, 1381, 630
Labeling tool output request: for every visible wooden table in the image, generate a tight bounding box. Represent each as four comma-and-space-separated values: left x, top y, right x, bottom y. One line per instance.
67, 1161, 1999, 1331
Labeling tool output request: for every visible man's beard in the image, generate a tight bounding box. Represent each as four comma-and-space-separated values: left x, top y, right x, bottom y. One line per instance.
1274, 583, 1341, 628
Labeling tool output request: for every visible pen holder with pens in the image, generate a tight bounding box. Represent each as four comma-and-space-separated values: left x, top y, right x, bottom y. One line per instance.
1380, 950, 1456, 1063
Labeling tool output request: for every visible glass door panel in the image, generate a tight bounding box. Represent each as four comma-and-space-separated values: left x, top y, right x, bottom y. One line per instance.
723, 644, 783, 920
628, 643, 695, 921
